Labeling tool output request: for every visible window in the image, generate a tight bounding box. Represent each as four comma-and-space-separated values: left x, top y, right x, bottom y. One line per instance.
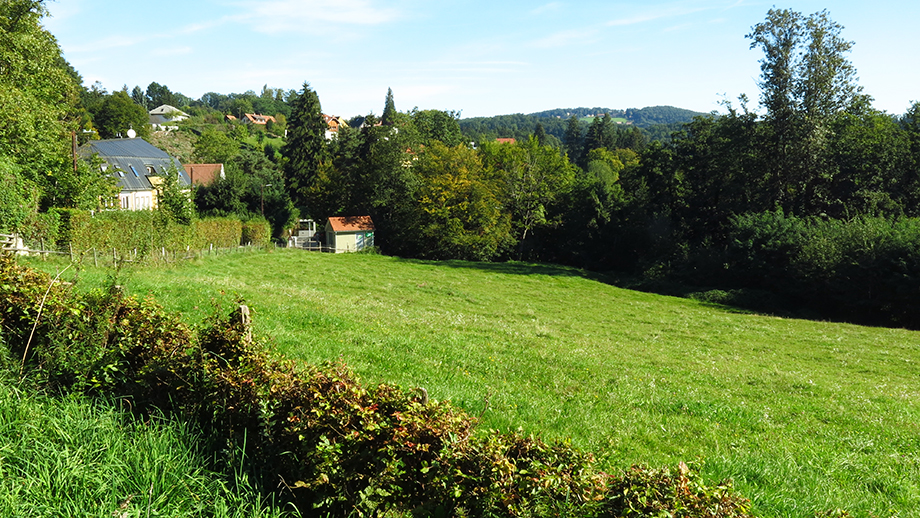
129, 166, 139, 177
146, 165, 156, 174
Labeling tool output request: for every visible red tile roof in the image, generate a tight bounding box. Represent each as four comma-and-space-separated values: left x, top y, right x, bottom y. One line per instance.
495, 138, 516, 144
327, 215, 375, 232
242, 113, 277, 125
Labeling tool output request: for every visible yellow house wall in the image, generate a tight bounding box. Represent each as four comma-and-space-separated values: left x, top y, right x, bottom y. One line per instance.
329, 232, 359, 253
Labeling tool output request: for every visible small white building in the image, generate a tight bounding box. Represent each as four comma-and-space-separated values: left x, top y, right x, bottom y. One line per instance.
325, 216, 375, 253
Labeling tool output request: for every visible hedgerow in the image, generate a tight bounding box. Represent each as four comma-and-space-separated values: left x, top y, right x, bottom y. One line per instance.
0, 254, 755, 517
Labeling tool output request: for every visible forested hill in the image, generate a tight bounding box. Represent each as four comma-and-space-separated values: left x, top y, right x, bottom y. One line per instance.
460, 105, 707, 144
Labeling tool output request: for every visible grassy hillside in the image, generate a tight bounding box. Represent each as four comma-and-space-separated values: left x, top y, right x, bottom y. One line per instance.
34, 249, 920, 517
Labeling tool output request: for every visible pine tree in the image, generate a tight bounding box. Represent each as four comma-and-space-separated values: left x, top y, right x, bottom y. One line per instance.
563, 116, 583, 165
282, 82, 328, 211
381, 87, 397, 126
534, 122, 547, 146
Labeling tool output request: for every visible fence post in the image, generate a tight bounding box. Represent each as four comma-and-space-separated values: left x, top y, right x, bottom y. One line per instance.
93, 248, 98, 268
113, 248, 117, 268
40, 238, 45, 261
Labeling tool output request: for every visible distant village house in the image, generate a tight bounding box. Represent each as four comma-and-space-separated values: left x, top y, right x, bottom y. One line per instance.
241, 113, 276, 125
148, 104, 189, 132
184, 163, 225, 186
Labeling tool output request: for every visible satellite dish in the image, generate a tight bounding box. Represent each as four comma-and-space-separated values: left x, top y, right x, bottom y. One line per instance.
126, 128, 137, 139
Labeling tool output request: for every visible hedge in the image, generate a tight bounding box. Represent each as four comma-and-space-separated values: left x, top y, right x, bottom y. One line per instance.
0, 255, 756, 517
51, 210, 245, 257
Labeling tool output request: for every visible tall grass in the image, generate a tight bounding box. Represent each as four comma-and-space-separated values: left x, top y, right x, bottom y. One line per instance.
0, 377, 291, 517
28, 249, 920, 517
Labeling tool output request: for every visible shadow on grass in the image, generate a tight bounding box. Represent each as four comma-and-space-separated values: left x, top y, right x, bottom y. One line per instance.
395, 256, 832, 322
394, 257, 610, 281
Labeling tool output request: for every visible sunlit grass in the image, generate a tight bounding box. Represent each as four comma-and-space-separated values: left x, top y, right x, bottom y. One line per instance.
0, 376, 290, 517
30, 249, 920, 517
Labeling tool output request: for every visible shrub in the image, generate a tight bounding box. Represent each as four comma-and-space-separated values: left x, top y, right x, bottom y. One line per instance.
601, 462, 753, 518
0, 257, 758, 517
240, 218, 270, 247
193, 217, 243, 249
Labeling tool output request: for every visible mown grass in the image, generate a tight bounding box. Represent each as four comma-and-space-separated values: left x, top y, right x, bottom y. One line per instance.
29, 249, 920, 517
0, 374, 290, 517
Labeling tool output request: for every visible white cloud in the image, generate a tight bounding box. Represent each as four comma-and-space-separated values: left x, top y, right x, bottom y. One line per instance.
151, 46, 194, 57
233, 0, 402, 33
530, 27, 600, 48
606, 5, 710, 27
66, 35, 148, 53
530, 3, 563, 16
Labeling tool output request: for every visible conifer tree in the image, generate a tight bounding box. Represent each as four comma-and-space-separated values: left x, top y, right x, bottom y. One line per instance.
282, 82, 328, 211
563, 116, 583, 164
381, 87, 397, 126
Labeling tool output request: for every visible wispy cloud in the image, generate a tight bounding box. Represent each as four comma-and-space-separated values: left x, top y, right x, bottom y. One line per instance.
151, 46, 194, 57
531, 2, 563, 16
607, 5, 710, 27
530, 27, 600, 48
233, 0, 402, 33
66, 35, 148, 53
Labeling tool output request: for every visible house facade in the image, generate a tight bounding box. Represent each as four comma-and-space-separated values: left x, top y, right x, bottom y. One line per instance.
184, 163, 225, 186
241, 113, 277, 125
325, 216, 375, 253
78, 138, 191, 211
148, 104, 189, 131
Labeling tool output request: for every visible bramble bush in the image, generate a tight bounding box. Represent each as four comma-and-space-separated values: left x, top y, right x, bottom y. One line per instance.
0, 254, 757, 517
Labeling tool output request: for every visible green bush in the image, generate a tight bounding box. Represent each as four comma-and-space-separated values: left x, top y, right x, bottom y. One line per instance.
0, 256, 759, 517
193, 217, 243, 249
601, 462, 753, 517
675, 212, 920, 328
240, 218, 270, 247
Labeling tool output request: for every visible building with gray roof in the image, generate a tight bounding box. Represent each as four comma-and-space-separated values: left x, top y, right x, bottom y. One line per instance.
78, 138, 190, 211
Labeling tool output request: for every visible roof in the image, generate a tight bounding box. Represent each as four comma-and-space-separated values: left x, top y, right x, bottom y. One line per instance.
241, 113, 277, 125
495, 138, 516, 145
78, 138, 190, 191
184, 163, 224, 186
148, 105, 189, 118
327, 216, 375, 232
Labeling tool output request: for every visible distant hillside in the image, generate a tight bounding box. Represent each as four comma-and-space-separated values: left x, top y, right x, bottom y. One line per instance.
460, 105, 707, 144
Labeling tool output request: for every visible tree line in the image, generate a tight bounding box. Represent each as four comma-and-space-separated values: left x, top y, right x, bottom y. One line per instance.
3, 2, 920, 327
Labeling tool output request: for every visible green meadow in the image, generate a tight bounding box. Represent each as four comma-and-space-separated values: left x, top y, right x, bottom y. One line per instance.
28, 249, 920, 517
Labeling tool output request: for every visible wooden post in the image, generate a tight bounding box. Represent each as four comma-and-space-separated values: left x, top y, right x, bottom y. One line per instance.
93, 248, 98, 268
113, 248, 117, 268
69, 243, 74, 262
40, 238, 45, 260
238, 304, 252, 344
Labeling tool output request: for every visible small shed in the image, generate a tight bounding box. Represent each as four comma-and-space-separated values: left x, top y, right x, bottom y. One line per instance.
325, 216, 375, 253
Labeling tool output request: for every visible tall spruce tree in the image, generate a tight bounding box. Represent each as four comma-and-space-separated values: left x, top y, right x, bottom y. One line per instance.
283, 82, 328, 212
381, 87, 397, 126
563, 115, 583, 164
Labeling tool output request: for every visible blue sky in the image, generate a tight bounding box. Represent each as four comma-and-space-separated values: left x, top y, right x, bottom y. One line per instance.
46, 0, 918, 119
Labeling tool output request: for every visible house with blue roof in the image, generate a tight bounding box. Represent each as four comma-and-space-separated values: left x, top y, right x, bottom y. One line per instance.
78, 138, 191, 211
